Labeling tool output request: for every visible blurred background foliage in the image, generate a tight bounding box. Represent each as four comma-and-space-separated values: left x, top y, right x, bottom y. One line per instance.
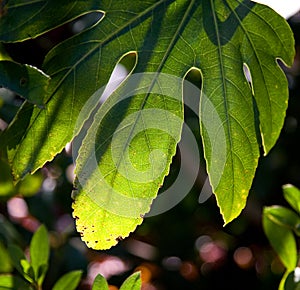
0, 10, 300, 290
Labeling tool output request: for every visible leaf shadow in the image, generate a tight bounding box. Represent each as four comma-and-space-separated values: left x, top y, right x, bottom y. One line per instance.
202, 0, 255, 46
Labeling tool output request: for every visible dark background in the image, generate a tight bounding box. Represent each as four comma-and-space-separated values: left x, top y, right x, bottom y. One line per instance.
1, 9, 300, 290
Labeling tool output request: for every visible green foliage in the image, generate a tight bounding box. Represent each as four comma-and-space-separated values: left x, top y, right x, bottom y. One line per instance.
5, 225, 50, 288
263, 184, 300, 290
7, 244, 30, 280
263, 207, 298, 270
90, 272, 141, 290
0, 225, 141, 290
0, 0, 295, 250
0, 274, 32, 290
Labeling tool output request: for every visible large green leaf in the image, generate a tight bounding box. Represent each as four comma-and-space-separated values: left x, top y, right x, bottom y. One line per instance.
0, 0, 294, 248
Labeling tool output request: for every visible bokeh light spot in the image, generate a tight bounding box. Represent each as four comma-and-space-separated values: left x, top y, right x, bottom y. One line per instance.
233, 247, 254, 269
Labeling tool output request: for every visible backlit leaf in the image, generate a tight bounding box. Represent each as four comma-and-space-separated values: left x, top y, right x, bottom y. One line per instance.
0, 0, 103, 42
91, 274, 109, 290
0, 0, 294, 248
120, 272, 141, 290
283, 184, 300, 215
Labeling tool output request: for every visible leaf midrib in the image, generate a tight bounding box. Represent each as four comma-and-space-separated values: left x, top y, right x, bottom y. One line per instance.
209, 0, 235, 216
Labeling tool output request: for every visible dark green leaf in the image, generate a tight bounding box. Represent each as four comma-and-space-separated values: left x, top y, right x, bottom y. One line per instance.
283, 184, 300, 215
52, 270, 83, 290
0, 216, 23, 246
0, 61, 50, 106
263, 207, 297, 271
30, 225, 49, 284
0, 0, 103, 42
285, 269, 300, 290
91, 274, 109, 290
120, 272, 141, 290
0, 241, 12, 273
7, 244, 26, 277
0, 43, 11, 60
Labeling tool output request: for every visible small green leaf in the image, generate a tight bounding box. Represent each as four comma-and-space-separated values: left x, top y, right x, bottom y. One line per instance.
0, 274, 31, 290
283, 184, 300, 215
7, 244, 26, 277
20, 259, 34, 283
91, 274, 109, 290
263, 206, 300, 230
5, 249, 34, 284
52, 270, 83, 290
120, 272, 141, 290
30, 225, 49, 284
0, 61, 50, 106
0, 216, 22, 246
263, 207, 297, 271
